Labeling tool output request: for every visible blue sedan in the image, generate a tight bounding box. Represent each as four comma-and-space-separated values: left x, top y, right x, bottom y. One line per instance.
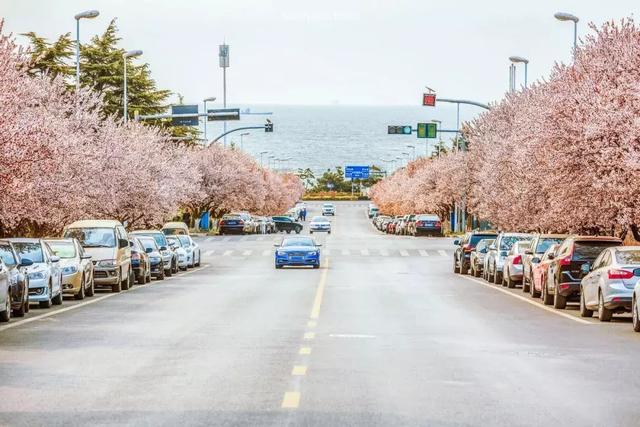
275, 237, 321, 269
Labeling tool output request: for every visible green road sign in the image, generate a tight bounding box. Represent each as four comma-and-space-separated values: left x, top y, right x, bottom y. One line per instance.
417, 122, 437, 138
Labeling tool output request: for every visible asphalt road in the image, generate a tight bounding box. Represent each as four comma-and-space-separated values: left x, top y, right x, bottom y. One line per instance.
1, 201, 640, 426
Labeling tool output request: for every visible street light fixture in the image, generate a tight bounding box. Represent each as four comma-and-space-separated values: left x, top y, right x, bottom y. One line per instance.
554, 12, 579, 57
123, 50, 143, 123
74, 9, 100, 91
509, 56, 529, 88
259, 151, 268, 167
203, 96, 216, 143
406, 144, 416, 160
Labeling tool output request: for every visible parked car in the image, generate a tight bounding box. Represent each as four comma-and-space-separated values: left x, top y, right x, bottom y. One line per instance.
633, 281, 640, 332
454, 230, 498, 274
412, 214, 442, 236
45, 238, 94, 299
470, 239, 494, 277
63, 220, 133, 293
166, 236, 188, 270
368, 204, 379, 218
130, 230, 177, 277
161, 222, 189, 236
522, 234, 568, 293
529, 244, 559, 298
322, 203, 336, 216
374, 215, 390, 231
274, 236, 321, 269
545, 235, 622, 309
176, 234, 200, 267
252, 216, 275, 234
129, 237, 151, 285
0, 240, 31, 317
502, 241, 531, 288
136, 236, 165, 280
397, 215, 416, 235
387, 216, 403, 234
273, 216, 303, 234
579, 246, 640, 321
0, 259, 11, 322
484, 232, 532, 284
219, 214, 248, 235
8, 238, 63, 308
309, 216, 331, 234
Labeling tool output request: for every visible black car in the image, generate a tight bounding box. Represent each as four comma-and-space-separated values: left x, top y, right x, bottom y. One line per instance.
0, 240, 32, 317
413, 214, 442, 236
272, 216, 303, 234
129, 237, 151, 284
453, 230, 498, 274
544, 235, 622, 309
219, 214, 247, 235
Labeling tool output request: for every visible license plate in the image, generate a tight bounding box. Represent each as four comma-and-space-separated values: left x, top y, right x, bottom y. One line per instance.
291, 257, 303, 261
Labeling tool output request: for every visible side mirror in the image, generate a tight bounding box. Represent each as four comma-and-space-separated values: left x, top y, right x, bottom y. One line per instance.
547, 253, 555, 260
19, 258, 34, 267
160, 246, 167, 251
316, 244, 323, 247
524, 250, 533, 255
531, 257, 541, 264
580, 263, 591, 276
80, 254, 92, 260
50, 255, 60, 263
145, 248, 153, 254
488, 245, 496, 251
453, 239, 460, 245
129, 241, 135, 247
118, 238, 128, 249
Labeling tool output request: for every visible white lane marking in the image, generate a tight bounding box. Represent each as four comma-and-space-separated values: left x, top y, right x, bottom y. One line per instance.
240, 235, 248, 242
257, 236, 265, 241
0, 265, 210, 332
223, 237, 231, 242
262, 249, 271, 256
361, 248, 369, 256
206, 237, 214, 242
329, 334, 376, 338
400, 249, 409, 257
438, 250, 447, 257
341, 249, 351, 256
461, 276, 592, 325
223, 250, 233, 256
380, 249, 389, 256
204, 250, 215, 257
419, 249, 429, 257
242, 250, 252, 256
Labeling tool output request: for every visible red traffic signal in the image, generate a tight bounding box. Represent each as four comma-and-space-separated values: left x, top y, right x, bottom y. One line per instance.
423, 93, 436, 107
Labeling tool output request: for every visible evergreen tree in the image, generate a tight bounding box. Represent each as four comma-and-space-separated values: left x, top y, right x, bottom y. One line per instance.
22, 32, 74, 80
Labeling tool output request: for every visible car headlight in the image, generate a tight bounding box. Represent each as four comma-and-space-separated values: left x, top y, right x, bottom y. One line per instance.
97, 259, 117, 268
186, 248, 192, 253
277, 251, 286, 256
62, 266, 78, 275
28, 272, 45, 280
308, 251, 317, 256
150, 256, 161, 262
161, 250, 171, 257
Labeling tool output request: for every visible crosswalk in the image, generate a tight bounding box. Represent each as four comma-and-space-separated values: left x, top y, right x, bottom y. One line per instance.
201, 248, 453, 259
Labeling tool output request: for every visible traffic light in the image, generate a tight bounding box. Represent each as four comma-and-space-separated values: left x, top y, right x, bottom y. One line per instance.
265, 120, 273, 132
423, 93, 436, 106
388, 125, 412, 135
417, 123, 438, 138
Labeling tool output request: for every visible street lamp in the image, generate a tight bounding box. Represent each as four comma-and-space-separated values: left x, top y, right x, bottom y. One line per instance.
259, 151, 268, 167
406, 144, 416, 160
123, 50, 143, 123
240, 132, 250, 151
554, 12, 579, 57
268, 155, 275, 169
74, 9, 100, 91
509, 56, 529, 89
203, 96, 216, 143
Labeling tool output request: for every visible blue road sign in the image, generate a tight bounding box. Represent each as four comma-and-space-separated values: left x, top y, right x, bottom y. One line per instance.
345, 165, 370, 179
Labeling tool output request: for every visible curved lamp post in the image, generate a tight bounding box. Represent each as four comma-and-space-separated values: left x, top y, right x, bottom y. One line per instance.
74, 10, 100, 91
123, 50, 143, 122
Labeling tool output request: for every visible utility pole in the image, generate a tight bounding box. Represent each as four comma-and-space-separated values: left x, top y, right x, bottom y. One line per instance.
219, 44, 229, 147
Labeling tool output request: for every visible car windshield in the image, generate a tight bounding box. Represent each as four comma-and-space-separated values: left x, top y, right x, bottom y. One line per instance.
0, 244, 17, 266
537, 238, 565, 254
574, 241, 621, 261
282, 238, 315, 247
139, 238, 158, 252
515, 242, 530, 254
65, 228, 116, 248
223, 214, 241, 220
615, 250, 640, 264
311, 216, 328, 222
470, 234, 497, 247
499, 235, 529, 251
13, 242, 44, 263
167, 237, 183, 247
46, 241, 76, 259
416, 215, 439, 221
177, 236, 190, 246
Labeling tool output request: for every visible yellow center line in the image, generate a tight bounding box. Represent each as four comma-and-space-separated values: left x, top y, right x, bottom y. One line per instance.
307, 320, 317, 328
299, 347, 312, 355
291, 365, 307, 376
309, 257, 330, 319
303, 332, 315, 340
281, 392, 300, 409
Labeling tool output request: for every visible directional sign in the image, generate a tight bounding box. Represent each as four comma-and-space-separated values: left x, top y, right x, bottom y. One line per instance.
171, 105, 199, 126
345, 165, 370, 179
207, 108, 240, 121
423, 93, 436, 106
417, 123, 438, 139
388, 125, 412, 135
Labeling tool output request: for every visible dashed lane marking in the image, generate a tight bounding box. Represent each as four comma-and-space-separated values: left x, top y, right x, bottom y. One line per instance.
204, 250, 215, 257
400, 249, 409, 257
291, 366, 307, 376
461, 276, 592, 325
438, 250, 447, 257
419, 249, 429, 257
299, 347, 312, 355
242, 250, 252, 256
281, 392, 300, 409
303, 332, 315, 340
223, 250, 233, 256
307, 320, 317, 328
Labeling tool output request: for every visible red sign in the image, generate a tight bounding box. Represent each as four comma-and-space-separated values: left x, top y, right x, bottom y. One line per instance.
423, 93, 436, 107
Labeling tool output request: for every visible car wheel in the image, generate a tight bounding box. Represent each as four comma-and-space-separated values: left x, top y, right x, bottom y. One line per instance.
522, 276, 530, 293
112, 271, 122, 293
313, 264, 320, 269
506, 271, 516, 289
121, 269, 131, 291
52, 282, 63, 305
172, 260, 178, 274
0, 295, 10, 322
286, 230, 291, 234
310, 231, 313, 234
75, 274, 86, 300
493, 267, 501, 285
86, 277, 95, 297
579, 289, 593, 318
275, 264, 283, 269
453, 257, 460, 274
597, 290, 612, 322
158, 268, 165, 280
633, 296, 640, 332
295, 228, 301, 234
530, 279, 540, 298
553, 288, 567, 310
541, 281, 553, 305
40, 283, 53, 308
13, 292, 26, 317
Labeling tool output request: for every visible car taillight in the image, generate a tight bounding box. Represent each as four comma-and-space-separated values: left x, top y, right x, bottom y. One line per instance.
435, 221, 442, 227
608, 269, 633, 280
513, 255, 522, 265
219, 220, 226, 225
463, 244, 472, 252
416, 221, 423, 226
132, 253, 140, 260
559, 256, 571, 266
238, 220, 244, 225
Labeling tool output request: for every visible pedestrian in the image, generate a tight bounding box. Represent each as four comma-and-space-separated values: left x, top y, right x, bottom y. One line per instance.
302, 207, 307, 221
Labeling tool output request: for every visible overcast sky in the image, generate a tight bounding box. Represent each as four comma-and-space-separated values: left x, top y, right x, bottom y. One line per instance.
2, 0, 638, 107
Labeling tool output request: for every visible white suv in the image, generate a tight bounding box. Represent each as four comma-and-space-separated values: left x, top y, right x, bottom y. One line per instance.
322, 203, 336, 216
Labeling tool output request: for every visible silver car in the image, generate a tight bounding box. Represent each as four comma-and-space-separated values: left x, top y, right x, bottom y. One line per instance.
484, 233, 532, 284
502, 241, 531, 288
580, 246, 640, 321
470, 239, 494, 277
